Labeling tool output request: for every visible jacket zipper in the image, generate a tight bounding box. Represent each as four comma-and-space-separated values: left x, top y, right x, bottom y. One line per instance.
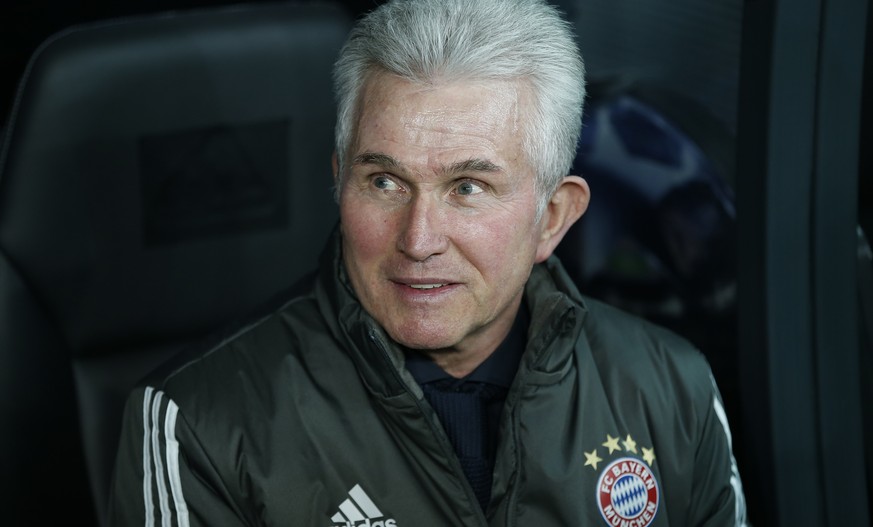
367, 329, 491, 527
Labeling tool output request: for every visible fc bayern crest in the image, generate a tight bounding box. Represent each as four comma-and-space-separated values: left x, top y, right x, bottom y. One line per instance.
596, 457, 659, 527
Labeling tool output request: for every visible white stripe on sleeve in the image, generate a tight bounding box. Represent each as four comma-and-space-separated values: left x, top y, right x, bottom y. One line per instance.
164, 400, 190, 527
142, 387, 156, 527
711, 376, 749, 527
150, 391, 172, 527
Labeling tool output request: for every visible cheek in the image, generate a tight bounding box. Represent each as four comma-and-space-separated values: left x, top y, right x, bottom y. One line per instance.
340, 199, 394, 266
459, 214, 540, 276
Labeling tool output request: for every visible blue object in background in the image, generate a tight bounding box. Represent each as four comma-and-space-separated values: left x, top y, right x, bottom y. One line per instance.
559, 94, 736, 322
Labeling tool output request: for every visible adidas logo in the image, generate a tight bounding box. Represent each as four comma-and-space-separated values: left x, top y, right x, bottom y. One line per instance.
329, 484, 397, 527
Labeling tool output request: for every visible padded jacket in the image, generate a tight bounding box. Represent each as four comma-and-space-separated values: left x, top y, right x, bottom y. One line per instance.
109, 235, 747, 526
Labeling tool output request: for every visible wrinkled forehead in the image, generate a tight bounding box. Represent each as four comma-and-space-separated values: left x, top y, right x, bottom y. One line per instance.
350, 72, 536, 169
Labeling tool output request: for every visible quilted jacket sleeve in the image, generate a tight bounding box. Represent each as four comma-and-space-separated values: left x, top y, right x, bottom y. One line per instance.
108, 386, 250, 527
687, 375, 749, 527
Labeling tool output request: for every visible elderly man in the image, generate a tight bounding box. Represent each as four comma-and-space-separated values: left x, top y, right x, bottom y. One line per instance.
110, 0, 747, 525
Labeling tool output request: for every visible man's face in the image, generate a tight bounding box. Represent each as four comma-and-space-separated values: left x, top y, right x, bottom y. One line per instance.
337, 73, 551, 358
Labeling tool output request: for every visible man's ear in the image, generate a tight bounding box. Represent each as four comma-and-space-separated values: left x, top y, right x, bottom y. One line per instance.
535, 175, 590, 263
331, 151, 340, 184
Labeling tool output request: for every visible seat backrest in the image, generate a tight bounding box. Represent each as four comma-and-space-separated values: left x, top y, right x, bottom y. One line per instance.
0, 3, 349, 523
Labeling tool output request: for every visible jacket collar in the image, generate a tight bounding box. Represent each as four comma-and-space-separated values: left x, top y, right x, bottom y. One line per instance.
314, 227, 588, 398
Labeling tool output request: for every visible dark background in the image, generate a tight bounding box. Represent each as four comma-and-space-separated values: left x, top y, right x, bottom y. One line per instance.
0, 0, 870, 525
0, 0, 375, 130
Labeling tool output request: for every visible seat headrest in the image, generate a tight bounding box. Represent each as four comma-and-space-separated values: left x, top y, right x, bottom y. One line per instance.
0, 3, 350, 356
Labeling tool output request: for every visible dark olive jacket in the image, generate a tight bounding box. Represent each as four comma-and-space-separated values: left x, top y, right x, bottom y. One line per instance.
109, 235, 747, 527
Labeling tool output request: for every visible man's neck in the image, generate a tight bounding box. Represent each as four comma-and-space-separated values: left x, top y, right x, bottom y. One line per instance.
418, 297, 526, 378
425, 347, 495, 379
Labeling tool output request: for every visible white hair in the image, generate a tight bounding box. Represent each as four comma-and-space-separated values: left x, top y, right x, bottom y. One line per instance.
332, 0, 585, 214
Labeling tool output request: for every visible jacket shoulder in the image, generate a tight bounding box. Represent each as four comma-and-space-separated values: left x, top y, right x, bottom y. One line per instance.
580, 296, 713, 400
140, 286, 336, 406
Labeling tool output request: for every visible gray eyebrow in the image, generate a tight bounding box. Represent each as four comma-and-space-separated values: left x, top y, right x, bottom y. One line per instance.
352, 151, 502, 176
352, 152, 402, 170
446, 158, 503, 175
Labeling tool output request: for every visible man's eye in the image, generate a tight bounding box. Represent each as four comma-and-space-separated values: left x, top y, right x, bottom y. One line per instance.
373, 176, 400, 191
456, 181, 484, 196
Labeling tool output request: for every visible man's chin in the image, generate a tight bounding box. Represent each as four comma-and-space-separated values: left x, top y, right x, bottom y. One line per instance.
385, 324, 462, 353
393, 337, 460, 354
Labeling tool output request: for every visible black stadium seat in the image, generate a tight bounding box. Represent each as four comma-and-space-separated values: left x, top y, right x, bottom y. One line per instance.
0, 3, 349, 523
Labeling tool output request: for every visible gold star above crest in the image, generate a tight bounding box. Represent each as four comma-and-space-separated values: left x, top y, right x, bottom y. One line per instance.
642, 447, 656, 466
602, 434, 621, 454
584, 449, 603, 470
623, 434, 638, 454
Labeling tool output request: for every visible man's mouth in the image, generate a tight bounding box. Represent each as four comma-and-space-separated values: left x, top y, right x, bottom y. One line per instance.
408, 284, 447, 290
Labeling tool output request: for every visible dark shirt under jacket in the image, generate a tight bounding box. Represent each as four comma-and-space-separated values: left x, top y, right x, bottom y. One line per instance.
404, 305, 529, 512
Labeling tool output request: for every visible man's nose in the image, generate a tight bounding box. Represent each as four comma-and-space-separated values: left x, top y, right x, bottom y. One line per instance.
397, 195, 449, 261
